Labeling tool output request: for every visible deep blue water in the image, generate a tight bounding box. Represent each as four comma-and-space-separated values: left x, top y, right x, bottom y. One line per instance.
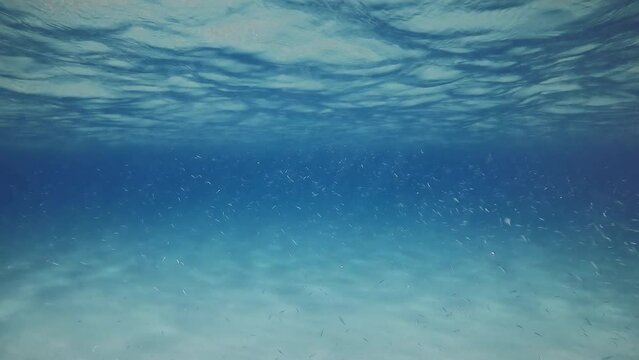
1, 1, 639, 359
3, 144, 638, 239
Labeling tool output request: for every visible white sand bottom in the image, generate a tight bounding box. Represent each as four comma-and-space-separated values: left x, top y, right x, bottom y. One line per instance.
1, 227, 637, 360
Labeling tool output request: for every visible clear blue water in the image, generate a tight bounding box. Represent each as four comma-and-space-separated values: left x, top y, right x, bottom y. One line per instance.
1, 1, 639, 359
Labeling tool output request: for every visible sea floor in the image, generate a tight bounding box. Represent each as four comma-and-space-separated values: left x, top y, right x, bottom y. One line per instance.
1, 219, 638, 360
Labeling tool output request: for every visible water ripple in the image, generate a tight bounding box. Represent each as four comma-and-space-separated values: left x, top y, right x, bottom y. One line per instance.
0, 0, 638, 146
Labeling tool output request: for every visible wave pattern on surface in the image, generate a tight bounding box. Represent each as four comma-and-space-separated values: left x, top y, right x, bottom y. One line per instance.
0, 0, 638, 145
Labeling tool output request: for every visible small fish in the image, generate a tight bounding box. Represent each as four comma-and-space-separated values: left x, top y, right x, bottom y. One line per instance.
339, 316, 346, 326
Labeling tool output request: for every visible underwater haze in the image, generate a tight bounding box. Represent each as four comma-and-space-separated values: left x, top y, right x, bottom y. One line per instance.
1, 1, 639, 360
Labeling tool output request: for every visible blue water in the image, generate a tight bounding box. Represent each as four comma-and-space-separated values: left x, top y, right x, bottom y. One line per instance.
1, 1, 639, 359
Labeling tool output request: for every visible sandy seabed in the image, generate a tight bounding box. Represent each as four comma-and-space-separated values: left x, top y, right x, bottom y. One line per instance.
1, 225, 637, 360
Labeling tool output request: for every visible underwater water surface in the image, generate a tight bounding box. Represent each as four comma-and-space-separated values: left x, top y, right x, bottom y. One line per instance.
1, 1, 639, 360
